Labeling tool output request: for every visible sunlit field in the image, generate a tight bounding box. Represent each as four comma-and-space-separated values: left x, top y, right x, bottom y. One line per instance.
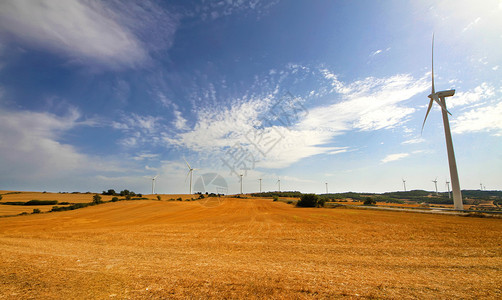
1, 195, 500, 299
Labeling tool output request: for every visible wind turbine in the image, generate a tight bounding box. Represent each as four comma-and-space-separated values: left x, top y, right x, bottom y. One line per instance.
240, 174, 244, 194
480, 183, 483, 191
151, 175, 158, 194
184, 158, 196, 194
402, 178, 407, 192
446, 180, 451, 198
277, 179, 281, 192
422, 34, 463, 210
325, 182, 328, 194
432, 178, 438, 195
258, 178, 262, 193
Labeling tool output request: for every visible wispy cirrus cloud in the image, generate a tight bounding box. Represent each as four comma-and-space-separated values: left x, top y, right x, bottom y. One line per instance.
452, 100, 502, 136
447, 82, 495, 109
0, 0, 179, 69
0, 105, 125, 188
381, 153, 410, 163
160, 66, 429, 169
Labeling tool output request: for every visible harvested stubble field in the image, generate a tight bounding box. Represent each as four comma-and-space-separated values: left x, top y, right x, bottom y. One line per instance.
0, 197, 501, 299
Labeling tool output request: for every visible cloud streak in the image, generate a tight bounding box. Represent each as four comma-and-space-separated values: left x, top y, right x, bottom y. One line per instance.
159, 67, 429, 169
0, 0, 178, 69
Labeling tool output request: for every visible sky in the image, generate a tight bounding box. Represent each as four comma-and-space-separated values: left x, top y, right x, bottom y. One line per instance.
0, 0, 501, 195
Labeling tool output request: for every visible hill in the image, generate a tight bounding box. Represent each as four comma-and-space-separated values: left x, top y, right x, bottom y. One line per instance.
0, 197, 500, 298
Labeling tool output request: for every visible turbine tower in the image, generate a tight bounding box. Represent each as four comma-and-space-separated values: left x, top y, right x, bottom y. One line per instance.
446, 180, 451, 198
402, 178, 406, 192
432, 178, 438, 195
151, 175, 158, 194
422, 35, 463, 210
325, 182, 328, 194
184, 158, 196, 194
277, 179, 281, 192
259, 178, 262, 193
240, 174, 244, 194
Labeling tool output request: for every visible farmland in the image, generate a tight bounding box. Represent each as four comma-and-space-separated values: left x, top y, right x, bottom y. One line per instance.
0, 194, 501, 299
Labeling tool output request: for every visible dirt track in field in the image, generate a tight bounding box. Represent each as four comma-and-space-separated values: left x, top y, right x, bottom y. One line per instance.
0, 197, 501, 299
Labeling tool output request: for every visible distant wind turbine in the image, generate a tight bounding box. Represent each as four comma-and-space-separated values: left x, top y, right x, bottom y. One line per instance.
446, 180, 451, 198
480, 183, 483, 191
151, 175, 158, 194
259, 178, 262, 193
422, 34, 463, 210
184, 158, 196, 194
240, 174, 244, 194
432, 178, 438, 195
277, 179, 281, 192
402, 178, 406, 192
325, 182, 328, 194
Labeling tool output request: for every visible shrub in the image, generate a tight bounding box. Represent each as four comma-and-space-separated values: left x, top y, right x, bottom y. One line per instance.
363, 197, 376, 206
25, 200, 58, 205
111, 197, 119, 202
287, 200, 293, 204
32, 208, 41, 214
273, 196, 279, 202
125, 194, 131, 200
317, 198, 326, 207
297, 194, 319, 207
102, 189, 117, 196
198, 194, 205, 199
92, 194, 103, 204
177, 197, 182, 201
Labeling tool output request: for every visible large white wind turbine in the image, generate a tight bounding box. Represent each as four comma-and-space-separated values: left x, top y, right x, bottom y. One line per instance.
258, 178, 262, 193
184, 158, 196, 194
325, 182, 328, 194
151, 175, 158, 194
432, 178, 438, 195
422, 35, 463, 210
402, 178, 407, 192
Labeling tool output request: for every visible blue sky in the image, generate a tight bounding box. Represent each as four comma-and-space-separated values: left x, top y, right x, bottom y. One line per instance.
0, 0, 501, 195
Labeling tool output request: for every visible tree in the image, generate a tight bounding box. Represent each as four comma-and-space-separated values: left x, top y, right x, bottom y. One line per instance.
32, 208, 41, 214
297, 194, 319, 207
363, 197, 376, 206
93, 194, 103, 204
157, 195, 161, 201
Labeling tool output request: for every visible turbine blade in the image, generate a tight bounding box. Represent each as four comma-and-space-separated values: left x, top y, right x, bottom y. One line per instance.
184, 170, 190, 183
431, 33, 435, 94
183, 158, 191, 170
421, 98, 434, 134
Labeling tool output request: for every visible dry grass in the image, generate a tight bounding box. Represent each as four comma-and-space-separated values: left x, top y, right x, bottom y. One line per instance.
0, 197, 500, 299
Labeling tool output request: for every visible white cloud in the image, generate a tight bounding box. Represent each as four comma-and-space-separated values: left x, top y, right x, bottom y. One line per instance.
448, 83, 495, 108
173, 110, 188, 130
381, 153, 410, 163
0, 106, 124, 184
402, 138, 425, 144
370, 49, 382, 56
162, 68, 429, 169
452, 100, 502, 135
0, 0, 178, 69
462, 16, 481, 32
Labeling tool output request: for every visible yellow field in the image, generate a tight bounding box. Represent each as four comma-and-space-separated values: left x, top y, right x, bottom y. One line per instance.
0, 197, 501, 299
